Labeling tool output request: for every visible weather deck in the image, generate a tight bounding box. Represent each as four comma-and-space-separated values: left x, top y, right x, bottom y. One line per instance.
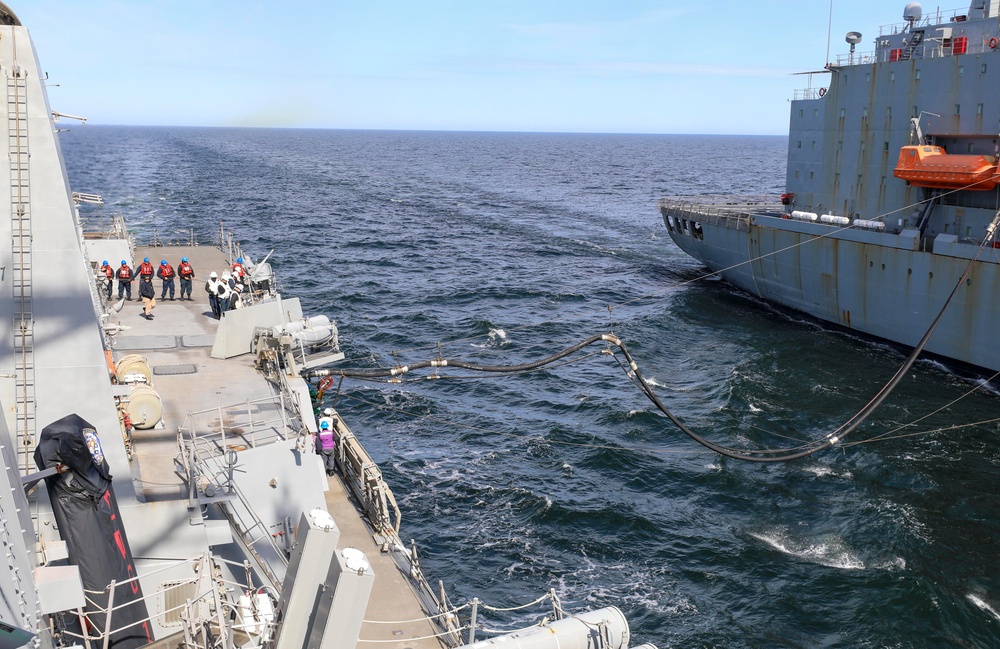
107, 244, 445, 649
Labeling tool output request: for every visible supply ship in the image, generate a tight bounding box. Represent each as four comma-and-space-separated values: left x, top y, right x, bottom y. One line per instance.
0, 4, 655, 648
660, 1, 1000, 373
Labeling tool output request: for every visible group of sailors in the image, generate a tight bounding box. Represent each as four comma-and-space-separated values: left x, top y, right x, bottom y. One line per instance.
100, 255, 255, 321
204, 257, 250, 319
100, 256, 196, 302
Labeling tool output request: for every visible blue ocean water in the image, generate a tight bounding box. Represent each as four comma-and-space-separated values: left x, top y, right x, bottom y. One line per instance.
61, 127, 1000, 648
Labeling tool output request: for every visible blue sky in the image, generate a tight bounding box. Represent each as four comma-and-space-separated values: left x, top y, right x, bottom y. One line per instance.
16, 1, 912, 134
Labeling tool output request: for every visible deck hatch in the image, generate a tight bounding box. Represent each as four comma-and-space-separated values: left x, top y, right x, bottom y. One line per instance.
152, 364, 197, 375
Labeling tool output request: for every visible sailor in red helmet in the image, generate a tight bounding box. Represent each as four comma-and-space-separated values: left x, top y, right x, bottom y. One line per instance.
116, 260, 134, 300
100, 260, 114, 300
137, 257, 155, 281
157, 259, 176, 300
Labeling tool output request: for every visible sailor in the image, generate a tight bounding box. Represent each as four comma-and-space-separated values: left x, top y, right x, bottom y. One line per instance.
138, 256, 155, 281
100, 260, 114, 300
116, 260, 134, 300
157, 259, 176, 300
224, 270, 243, 310
205, 271, 221, 318
231, 257, 246, 281
316, 418, 336, 475
178, 257, 195, 300
216, 272, 231, 316
139, 274, 156, 320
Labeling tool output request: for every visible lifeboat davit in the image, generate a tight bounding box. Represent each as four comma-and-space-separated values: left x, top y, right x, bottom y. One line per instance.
893, 145, 1000, 190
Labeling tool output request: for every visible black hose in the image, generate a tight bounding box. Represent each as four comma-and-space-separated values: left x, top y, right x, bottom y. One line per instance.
308, 216, 995, 461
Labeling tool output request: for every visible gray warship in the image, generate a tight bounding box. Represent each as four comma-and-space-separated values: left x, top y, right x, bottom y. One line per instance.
660, 1, 1000, 373
0, 4, 655, 648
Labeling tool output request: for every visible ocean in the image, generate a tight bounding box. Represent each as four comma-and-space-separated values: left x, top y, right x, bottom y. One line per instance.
60, 127, 1000, 648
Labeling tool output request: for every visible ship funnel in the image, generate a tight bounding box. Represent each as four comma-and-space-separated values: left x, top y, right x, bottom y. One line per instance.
903, 2, 923, 27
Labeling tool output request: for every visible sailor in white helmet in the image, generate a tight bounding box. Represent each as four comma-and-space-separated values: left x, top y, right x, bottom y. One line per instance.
217, 272, 231, 316
205, 271, 222, 318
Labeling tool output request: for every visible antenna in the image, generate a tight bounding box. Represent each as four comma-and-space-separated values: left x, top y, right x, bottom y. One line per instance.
846, 32, 862, 64
904, 2, 923, 31
825, 0, 834, 66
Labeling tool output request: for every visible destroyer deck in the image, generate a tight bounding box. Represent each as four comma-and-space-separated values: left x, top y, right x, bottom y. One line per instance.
110, 244, 444, 648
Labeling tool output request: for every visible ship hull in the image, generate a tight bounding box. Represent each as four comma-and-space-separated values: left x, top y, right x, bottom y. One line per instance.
661, 207, 1000, 373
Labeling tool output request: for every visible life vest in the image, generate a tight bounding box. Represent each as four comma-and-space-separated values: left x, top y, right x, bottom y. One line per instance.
178, 262, 194, 278
318, 418, 336, 450
160, 264, 175, 278
102, 265, 114, 279
216, 280, 229, 299
138, 261, 154, 277
205, 279, 218, 296
231, 263, 245, 279
117, 266, 133, 281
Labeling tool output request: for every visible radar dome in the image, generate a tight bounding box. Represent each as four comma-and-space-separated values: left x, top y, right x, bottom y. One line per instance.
846, 31, 862, 45
904, 2, 922, 23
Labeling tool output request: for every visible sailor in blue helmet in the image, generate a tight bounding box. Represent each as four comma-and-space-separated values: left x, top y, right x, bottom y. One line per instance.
316, 415, 337, 475
100, 260, 114, 300
231, 257, 246, 281
138, 256, 154, 281
177, 256, 195, 300
157, 259, 176, 300
116, 259, 133, 300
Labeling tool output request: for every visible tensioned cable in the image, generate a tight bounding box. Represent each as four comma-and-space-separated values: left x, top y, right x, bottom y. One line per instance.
314, 209, 1000, 461
344, 371, 995, 454
331, 180, 988, 368
842, 369, 1000, 447
338, 394, 711, 456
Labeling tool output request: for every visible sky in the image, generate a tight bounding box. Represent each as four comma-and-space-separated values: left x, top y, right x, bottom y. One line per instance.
12, 1, 920, 134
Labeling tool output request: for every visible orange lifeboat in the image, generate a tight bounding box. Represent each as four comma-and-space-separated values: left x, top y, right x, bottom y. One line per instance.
893, 145, 1000, 190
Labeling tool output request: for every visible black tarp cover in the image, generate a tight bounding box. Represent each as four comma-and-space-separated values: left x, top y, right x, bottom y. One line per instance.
34, 413, 152, 648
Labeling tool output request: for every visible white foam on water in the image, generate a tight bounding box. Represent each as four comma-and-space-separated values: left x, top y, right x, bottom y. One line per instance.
967, 594, 1000, 621
748, 403, 763, 413
802, 465, 852, 479
471, 328, 509, 349
750, 530, 866, 570
644, 376, 668, 389
872, 557, 907, 571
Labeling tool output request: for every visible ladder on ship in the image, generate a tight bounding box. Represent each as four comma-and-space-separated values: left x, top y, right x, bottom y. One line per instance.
9, 65, 35, 471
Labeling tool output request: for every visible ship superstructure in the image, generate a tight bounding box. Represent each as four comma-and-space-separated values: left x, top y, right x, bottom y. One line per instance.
660, 1, 1000, 372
